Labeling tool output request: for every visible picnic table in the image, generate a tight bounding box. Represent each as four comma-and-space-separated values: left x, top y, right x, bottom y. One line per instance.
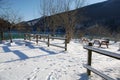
81, 37, 89, 43
93, 39, 109, 48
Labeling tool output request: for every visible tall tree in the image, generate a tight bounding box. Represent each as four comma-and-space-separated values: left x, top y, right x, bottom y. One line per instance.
51, 0, 86, 43
0, 0, 23, 42
1, 9, 23, 42
0, 18, 11, 41
39, 0, 86, 43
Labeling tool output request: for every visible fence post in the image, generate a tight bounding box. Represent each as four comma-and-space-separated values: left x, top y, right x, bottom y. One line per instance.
36, 34, 38, 44
39, 35, 41, 39
24, 34, 26, 40
48, 35, 50, 47
27, 34, 29, 40
28, 34, 29, 40
65, 37, 67, 51
29, 34, 31, 41
118, 43, 120, 51
26, 34, 28, 40
87, 43, 93, 76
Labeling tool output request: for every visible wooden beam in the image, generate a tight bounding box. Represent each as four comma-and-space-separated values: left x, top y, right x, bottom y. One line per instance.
87, 43, 93, 75
49, 44, 65, 49
84, 46, 120, 60
50, 37, 66, 40
83, 64, 115, 80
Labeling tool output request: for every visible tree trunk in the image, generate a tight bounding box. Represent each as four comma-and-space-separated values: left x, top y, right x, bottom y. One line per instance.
8, 27, 12, 43
0, 31, 4, 41
66, 30, 73, 43
51, 29, 55, 40
9, 32, 12, 43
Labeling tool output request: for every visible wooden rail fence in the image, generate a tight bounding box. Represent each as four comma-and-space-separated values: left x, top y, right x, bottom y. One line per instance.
83, 43, 120, 80
24, 33, 67, 51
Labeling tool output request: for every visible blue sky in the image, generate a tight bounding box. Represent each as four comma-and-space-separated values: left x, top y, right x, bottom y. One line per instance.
8, 0, 107, 21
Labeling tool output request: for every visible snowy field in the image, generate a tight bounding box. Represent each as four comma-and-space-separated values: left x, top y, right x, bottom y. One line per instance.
0, 39, 120, 80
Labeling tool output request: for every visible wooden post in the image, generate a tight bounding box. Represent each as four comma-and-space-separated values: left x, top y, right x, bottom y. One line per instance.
39, 35, 41, 39
26, 34, 27, 40
29, 34, 31, 41
24, 34, 26, 40
28, 34, 29, 40
65, 37, 67, 51
118, 43, 120, 51
27, 34, 29, 40
48, 35, 50, 47
87, 43, 93, 76
36, 35, 38, 44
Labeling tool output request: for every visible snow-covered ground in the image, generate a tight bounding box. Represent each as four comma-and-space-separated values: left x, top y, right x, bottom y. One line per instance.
0, 39, 120, 80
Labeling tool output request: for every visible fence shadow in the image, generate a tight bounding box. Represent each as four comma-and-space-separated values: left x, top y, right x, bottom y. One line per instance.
2, 46, 11, 52
15, 41, 25, 46
13, 50, 29, 60
39, 47, 58, 54
79, 73, 88, 80
1, 40, 64, 63
25, 42, 35, 49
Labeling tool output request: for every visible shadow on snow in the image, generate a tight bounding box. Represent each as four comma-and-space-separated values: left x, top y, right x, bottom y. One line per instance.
1, 47, 64, 64
79, 73, 89, 80
2, 46, 11, 52
13, 50, 29, 60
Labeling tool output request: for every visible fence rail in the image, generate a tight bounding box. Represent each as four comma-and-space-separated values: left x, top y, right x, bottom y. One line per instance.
83, 64, 114, 80
83, 43, 120, 80
24, 33, 67, 51
84, 45, 120, 60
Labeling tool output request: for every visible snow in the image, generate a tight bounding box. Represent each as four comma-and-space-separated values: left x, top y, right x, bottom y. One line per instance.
0, 39, 120, 80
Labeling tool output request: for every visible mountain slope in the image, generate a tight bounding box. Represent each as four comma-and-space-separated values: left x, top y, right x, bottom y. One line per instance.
20, 0, 120, 33
78, 0, 120, 19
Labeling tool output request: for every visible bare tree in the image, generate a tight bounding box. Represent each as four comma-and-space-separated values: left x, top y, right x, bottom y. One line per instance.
0, 0, 23, 43
58, 0, 86, 43
39, 0, 48, 34
39, 0, 62, 34
1, 8, 23, 42
39, 0, 86, 43
1, 9, 23, 42
0, 18, 11, 41
0, 0, 10, 41
74, 0, 85, 8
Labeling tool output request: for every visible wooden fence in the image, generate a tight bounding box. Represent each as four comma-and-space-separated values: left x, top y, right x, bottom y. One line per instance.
83, 43, 120, 80
24, 33, 67, 51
